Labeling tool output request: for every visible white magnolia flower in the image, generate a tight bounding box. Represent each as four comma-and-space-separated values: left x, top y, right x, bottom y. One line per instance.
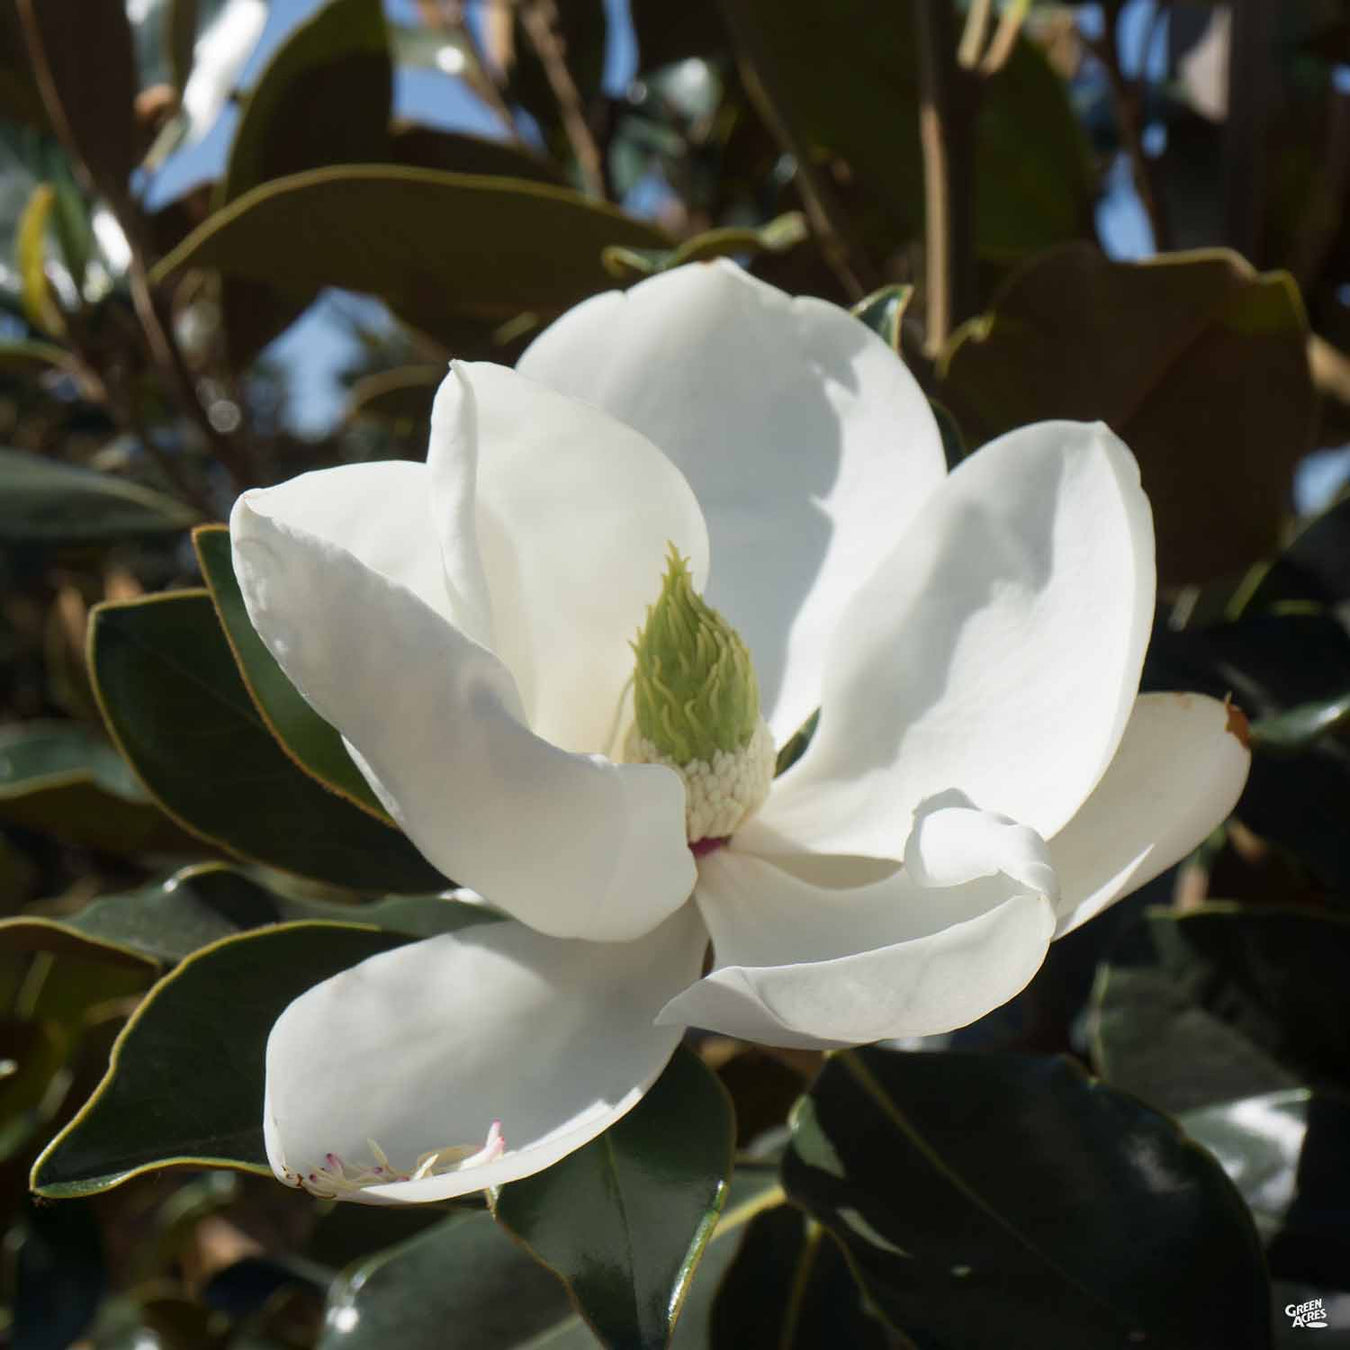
230, 261, 1250, 1204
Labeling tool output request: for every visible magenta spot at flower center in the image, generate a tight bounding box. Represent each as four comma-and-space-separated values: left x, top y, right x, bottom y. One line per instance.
691, 835, 730, 858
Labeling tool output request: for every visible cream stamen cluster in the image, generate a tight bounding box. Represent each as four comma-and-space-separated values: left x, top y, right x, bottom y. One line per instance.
626, 717, 775, 843
283, 1121, 505, 1198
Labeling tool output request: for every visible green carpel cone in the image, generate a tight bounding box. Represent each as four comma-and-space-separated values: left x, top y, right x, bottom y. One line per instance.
632, 546, 761, 767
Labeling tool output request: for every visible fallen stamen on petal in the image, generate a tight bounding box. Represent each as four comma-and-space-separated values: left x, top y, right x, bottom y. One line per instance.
281, 1121, 506, 1199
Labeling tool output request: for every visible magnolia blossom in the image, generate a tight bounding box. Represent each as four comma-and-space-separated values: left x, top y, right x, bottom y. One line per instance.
230, 261, 1249, 1204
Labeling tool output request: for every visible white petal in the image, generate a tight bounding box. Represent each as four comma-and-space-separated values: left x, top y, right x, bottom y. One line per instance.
231, 494, 695, 941
518, 260, 947, 742
756, 420, 1155, 855
657, 841, 1056, 1049
1049, 692, 1250, 937
264, 906, 709, 1204
431, 363, 710, 756
231, 459, 467, 628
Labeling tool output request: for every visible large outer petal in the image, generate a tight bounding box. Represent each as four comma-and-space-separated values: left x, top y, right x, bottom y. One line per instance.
517, 260, 947, 742
1049, 692, 1250, 937
431, 363, 710, 756
231, 492, 695, 941
754, 420, 1155, 856
264, 906, 708, 1204
658, 838, 1056, 1050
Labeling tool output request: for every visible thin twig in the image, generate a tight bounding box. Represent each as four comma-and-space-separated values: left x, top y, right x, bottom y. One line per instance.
980, 0, 1031, 76
1091, 5, 1170, 251
438, 0, 524, 141
718, 0, 876, 299
957, 0, 993, 69
518, 0, 607, 198
915, 0, 979, 356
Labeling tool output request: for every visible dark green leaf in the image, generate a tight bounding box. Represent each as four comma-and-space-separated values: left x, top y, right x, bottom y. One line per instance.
320, 1211, 573, 1350
345, 364, 442, 425
1182, 1089, 1350, 1290
13, 1196, 105, 1350
0, 448, 199, 541
194, 524, 386, 816
0, 719, 199, 857
723, 0, 1090, 260
495, 1047, 735, 1350
0, 861, 496, 969
31, 922, 413, 1197
218, 0, 392, 366
1251, 691, 1350, 751
152, 166, 671, 348
1091, 905, 1350, 1113
222, 0, 390, 203
710, 1204, 897, 1348
850, 284, 912, 353
938, 245, 1315, 584
603, 213, 809, 281
784, 1047, 1271, 1350
89, 591, 448, 893
390, 124, 565, 185
15, 0, 137, 199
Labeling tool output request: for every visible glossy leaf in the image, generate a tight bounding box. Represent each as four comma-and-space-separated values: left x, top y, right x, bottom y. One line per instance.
217, 0, 391, 365
89, 591, 449, 893
321, 1211, 573, 1350
784, 1047, 1271, 1350
15, 0, 137, 198
389, 124, 565, 184
938, 244, 1315, 583
723, 0, 1090, 259
152, 166, 671, 347
1144, 611, 1350, 896
850, 284, 913, 354
0, 719, 198, 857
12, 1196, 105, 1350
1182, 1088, 1350, 1290
194, 524, 386, 816
1091, 904, 1350, 1113
494, 1047, 735, 1350
603, 213, 808, 281
0, 861, 496, 970
709, 1204, 896, 1349
31, 922, 414, 1197
0, 448, 199, 541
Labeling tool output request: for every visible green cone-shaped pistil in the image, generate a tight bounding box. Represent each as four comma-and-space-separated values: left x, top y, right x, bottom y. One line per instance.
632, 546, 761, 767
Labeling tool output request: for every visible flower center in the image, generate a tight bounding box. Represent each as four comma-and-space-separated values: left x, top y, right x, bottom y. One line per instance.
282, 1121, 505, 1198
625, 545, 774, 844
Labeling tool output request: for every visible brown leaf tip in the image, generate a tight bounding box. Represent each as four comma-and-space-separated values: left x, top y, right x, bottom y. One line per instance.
1224, 695, 1252, 750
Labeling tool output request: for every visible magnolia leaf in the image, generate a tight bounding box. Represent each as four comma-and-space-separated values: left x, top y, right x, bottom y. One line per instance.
16, 181, 62, 334
783, 1047, 1271, 1350
938, 244, 1315, 584
603, 213, 808, 281
1091, 904, 1350, 1113
15, 0, 137, 199
1182, 1089, 1350, 1290
722, 0, 1089, 259
709, 1204, 897, 1348
320, 1211, 573, 1350
194, 524, 387, 817
0, 719, 198, 858
89, 591, 448, 893
389, 125, 565, 185
494, 1047, 735, 1350
0, 862, 496, 970
0, 448, 199, 541
31, 922, 414, 1198
152, 166, 671, 347
850, 284, 912, 353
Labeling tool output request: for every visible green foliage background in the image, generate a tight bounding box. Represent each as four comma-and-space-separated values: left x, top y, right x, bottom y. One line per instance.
0, 0, 1347, 1346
